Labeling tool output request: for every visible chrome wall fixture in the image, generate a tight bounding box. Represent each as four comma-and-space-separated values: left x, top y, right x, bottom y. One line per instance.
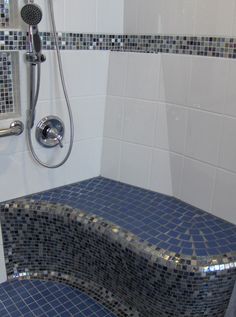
36, 116, 65, 148
0, 121, 24, 138
21, 0, 74, 169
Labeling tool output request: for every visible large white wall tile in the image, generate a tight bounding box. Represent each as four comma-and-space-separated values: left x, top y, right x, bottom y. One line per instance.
212, 169, 236, 224
181, 158, 215, 211
38, 51, 64, 102
155, 103, 187, 154
101, 138, 121, 180
125, 0, 196, 35
125, 53, 160, 101
63, 51, 109, 97
195, 0, 235, 36
120, 142, 152, 188
185, 110, 221, 165
136, 0, 159, 34
107, 52, 128, 97
218, 117, 236, 173
188, 57, 228, 113
158, 0, 196, 35
159, 54, 191, 106
104, 97, 124, 139
150, 150, 184, 197
0, 115, 27, 155
123, 99, 157, 146
168, 153, 184, 199
75, 96, 106, 141
124, 0, 138, 34
96, 0, 124, 34
36, 0, 65, 32
225, 60, 236, 117
149, 149, 173, 196
0, 152, 27, 201
64, 0, 96, 33
66, 138, 103, 183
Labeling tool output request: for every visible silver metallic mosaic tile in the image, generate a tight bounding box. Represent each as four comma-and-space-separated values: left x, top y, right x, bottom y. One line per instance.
0, 51, 20, 119
0, 0, 19, 28
2, 30, 236, 59
1, 200, 236, 317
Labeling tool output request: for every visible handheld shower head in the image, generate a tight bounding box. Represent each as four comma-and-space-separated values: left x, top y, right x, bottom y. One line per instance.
21, 3, 44, 56
21, 3, 42, 26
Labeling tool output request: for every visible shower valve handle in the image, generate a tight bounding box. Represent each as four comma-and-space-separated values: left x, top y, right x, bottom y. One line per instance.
46, 127, 64, 148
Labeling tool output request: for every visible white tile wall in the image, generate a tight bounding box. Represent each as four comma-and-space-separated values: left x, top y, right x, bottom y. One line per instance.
124, 0, 236, 37
149, 149, 173, 196
120, 142, 152, 188
212, 169, 236, 224
188, 57, 228, 114
24, 0, 124, 34
125, 53, 160, 101
101, 138, 121, 180
218, 117, 236, 173
5, 0, 123, 199
104, 97, 124, 139
123, 99, 157, 146
195, 0, 235, 37
185, 110, 221, 165
0, 50, 108, 203
159, 54, 191, 106
155, 102, 187, 154
181, 158, 215, 211
102, 52, 236, 225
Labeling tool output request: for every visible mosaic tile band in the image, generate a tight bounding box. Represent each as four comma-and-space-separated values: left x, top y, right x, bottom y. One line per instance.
0, 51, 20, 118
0, 0, 10, 28
1, 200, 235, 317
1, 31, 236, 58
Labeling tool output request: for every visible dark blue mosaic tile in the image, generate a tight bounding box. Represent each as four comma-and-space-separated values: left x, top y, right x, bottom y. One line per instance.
28, 176, 236, 259
0, 280, 116, 317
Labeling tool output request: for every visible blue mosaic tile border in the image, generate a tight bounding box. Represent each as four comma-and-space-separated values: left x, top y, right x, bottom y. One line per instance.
1, 30, 236, 58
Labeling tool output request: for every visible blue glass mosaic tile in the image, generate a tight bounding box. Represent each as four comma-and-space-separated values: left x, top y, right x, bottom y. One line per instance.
0, 280, 116, 317
29, 177, 236, 258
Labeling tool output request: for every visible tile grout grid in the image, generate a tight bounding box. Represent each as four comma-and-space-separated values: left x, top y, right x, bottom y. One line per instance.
0, 280, 116, 317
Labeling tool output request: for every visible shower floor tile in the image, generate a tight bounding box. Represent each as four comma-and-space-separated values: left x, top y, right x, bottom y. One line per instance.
30, 177, 236, 258
0, 280, 116, 317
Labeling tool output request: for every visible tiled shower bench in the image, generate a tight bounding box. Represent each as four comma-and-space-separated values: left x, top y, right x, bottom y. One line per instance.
0, 177, 236, 317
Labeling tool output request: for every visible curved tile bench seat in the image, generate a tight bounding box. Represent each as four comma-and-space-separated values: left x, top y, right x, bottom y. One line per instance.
1, 196, 236, 317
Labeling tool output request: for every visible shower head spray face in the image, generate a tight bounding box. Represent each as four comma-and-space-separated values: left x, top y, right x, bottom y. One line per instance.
21, 3, 42, 26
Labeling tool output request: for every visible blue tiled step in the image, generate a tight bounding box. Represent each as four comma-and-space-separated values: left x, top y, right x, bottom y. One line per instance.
30, 177, 236, 259
0, 280, 116, 317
